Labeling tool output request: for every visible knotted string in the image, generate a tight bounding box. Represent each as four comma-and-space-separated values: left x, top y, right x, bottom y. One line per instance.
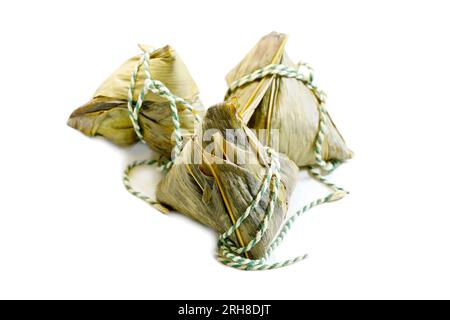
126, 47, 201, 163
226, 61, 336, 172
123, 47, 200, 209
217, 147, 307, 270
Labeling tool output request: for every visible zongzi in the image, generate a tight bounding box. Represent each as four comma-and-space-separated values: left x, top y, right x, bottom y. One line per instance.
225, 32, 353, 168
156, 102, 299, 259
68, 45, 204, 158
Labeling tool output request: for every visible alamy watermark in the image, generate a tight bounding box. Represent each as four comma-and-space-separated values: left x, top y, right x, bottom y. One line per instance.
170, 129, 280, 165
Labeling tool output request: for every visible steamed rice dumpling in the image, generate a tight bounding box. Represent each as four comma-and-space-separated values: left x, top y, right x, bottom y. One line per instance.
156, 102, 299, 259
225, 32, 353, 167
68, 45, 204, 158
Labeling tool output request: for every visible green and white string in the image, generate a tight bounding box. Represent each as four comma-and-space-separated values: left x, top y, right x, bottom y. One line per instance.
227, 61, 335, 172
216, 147, 308, 270
216, 147, 346, 271
126, 47, 201, 162
123, 47, 201, 207
123, 159, 167, 207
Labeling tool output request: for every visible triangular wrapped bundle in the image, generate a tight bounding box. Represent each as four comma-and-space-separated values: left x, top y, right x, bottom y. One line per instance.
156, 102, 299, 259
68, 45, 204, 158
225, 32, 352, 167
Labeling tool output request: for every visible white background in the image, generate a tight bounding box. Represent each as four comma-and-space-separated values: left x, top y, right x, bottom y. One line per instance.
0, 0, 449, 300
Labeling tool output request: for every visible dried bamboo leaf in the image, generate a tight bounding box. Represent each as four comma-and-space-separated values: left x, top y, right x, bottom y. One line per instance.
156, 102, 299, 259
226, 32, 353, 167
67, 45, 204, 157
